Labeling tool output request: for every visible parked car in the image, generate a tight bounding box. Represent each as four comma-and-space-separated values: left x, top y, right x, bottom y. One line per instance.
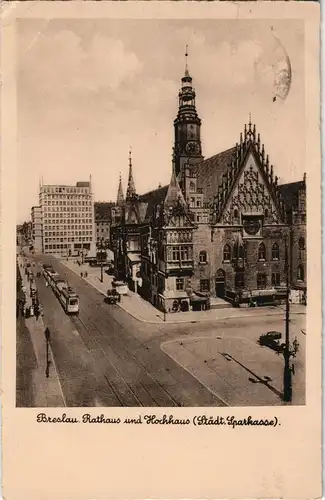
105, 289, 121, 304
258, 331, 284, 352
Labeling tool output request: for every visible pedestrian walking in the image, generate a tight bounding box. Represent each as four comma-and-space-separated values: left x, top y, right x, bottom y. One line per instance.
85, 271, 88, 278
80, 272, 83, 278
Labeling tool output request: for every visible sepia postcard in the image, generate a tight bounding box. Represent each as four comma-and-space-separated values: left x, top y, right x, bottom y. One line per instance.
1, 1, 321, 499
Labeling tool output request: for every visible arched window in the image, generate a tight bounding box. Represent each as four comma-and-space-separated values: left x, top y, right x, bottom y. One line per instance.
299, 237, 305, 259
233, 208, 239, 219
264, 208, 269, 218
297, 264, 305, 281
199, 250, 207, 264
223, 244, 231, 262
189, 181, 196, 193
271, 242, 279, 260
258, 243, 266, 261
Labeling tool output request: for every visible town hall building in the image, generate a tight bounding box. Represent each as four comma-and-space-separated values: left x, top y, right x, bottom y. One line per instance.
110, 56, 306, 313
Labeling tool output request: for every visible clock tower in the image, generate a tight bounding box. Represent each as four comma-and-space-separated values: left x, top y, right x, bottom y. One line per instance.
174, 47, 203, 178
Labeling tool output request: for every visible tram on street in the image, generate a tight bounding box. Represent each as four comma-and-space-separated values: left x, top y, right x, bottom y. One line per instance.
43, 264, 79, 314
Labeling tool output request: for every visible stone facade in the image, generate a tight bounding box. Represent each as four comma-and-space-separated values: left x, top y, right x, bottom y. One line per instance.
110, 59, 307, 310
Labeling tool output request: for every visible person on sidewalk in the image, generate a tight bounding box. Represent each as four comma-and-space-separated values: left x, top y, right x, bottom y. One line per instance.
84, 271, 88, 278
80, 272, 83, 278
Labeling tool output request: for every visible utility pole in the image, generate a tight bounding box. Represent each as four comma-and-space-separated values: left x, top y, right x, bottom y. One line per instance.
283, 233, 292, 402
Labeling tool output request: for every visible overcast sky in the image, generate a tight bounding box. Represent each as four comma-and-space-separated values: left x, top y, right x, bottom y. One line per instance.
17, 18, 304, 223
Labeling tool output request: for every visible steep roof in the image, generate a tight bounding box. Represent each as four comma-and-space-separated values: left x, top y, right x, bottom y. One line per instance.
194, 147, 236, 204
138, 185, 169, 221
164, 167, 187, 210
278, 181, 304, 210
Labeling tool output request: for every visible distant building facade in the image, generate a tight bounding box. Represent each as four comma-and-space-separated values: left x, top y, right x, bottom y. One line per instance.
31, 206, 42, 252
38, 179, 95, 256
94, 202, 115, 246
111, 59, 307, 311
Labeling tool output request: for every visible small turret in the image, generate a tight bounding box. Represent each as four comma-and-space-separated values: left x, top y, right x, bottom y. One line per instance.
126, 147, 137, 200
116, 173, 124, 206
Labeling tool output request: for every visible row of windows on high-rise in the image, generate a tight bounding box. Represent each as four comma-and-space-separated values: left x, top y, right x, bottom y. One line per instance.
44, 229, 92, 237
41, 187, 89, 194
43, 206, 92, 216
42, 199, 91, 205
44, 236, 92, 244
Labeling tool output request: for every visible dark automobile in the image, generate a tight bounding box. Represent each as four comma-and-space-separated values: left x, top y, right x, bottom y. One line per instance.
258, 331, 284, 352
105, 289, 121, 304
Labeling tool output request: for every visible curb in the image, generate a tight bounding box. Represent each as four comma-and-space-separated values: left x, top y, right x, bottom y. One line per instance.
59, 260, 306, 325
113, 306, 306, 325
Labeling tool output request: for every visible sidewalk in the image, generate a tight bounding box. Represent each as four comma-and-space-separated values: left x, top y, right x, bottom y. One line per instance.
17, 257, 65, 406
60, 258, 306, 325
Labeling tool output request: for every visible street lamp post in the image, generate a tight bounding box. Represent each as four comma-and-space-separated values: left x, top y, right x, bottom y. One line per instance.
283, 233, 292, 402
44, 327, 51, 378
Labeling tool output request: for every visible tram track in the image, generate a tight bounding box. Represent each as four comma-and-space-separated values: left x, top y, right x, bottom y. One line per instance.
72, 303, 181, 407
71, 313, 144, 407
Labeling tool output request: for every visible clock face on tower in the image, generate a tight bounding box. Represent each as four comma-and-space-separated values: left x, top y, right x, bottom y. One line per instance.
186, 141, 199, 155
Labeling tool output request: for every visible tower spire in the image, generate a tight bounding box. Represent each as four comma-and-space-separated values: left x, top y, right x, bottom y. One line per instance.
126, 146, 137, 200
185, 45, 189, 76
116, 172, 124, 206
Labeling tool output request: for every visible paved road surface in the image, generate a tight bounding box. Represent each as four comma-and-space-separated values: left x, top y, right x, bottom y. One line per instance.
17, 252, 305, 407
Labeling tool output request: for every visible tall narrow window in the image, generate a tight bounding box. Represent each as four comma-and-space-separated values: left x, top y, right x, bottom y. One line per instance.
176, 278, 184, 291
199, 250, 207, 263
189, 181, 196, 193
200, 279, 210, 292
223, 244, 231, 262
257, 273, 267, 289
258, 243, 266, 261
271, 272, 280, 286
299, 237, 305, 260
271, 242, 279, 260
297, 265, 305, 281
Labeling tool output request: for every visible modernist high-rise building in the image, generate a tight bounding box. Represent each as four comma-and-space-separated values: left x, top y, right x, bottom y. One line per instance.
38, 178, 95, 256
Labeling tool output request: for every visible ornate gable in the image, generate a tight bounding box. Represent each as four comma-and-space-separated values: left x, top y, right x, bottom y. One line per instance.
214, 119, 286, 226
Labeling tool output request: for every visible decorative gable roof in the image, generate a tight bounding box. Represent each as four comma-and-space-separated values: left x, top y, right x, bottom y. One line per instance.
210, 119, 286, 224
